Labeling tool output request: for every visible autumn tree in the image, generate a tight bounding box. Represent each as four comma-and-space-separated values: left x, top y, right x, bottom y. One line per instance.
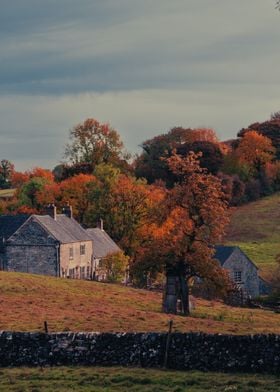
238, 117, 280, 159
28, 167, 54, 183
218, 173, 246, 206
18, 177, 51, 210
177, 140, 224, 174
64, 118, 130, 171
270, 110, 280, 120
56, 174, 94, 221
36, 173, 95, 221
138, 152, 231, 315
235, 131, 276, 176
85, 164, 162, 258
10, 171, 29, 188
16, 167, 55, 211
135, 127, 223, 185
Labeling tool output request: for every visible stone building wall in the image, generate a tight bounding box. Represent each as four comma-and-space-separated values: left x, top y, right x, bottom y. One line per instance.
5, 217, 58, 276
224, 248, 260, 298
0, 332, 279, 373
8, 217, 57, 246
6, 245, 57, 276
60, 241, 93, 279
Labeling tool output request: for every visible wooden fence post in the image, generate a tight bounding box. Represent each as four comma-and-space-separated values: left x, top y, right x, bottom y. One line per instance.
163, 319, 173, 368
44, 321, 48, 333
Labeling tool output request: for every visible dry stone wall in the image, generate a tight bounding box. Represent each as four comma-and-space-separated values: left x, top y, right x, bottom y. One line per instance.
0, 331, 279, 373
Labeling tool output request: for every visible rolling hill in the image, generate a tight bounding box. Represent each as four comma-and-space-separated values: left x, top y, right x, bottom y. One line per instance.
0, 271, 279, 335
224, 192, 280, 276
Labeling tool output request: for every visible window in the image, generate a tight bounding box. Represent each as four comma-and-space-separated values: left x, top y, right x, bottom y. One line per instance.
80, 244, 86, 255
234, 271, 242, 283
69, 247, 74, 260
86, 266, 91, 279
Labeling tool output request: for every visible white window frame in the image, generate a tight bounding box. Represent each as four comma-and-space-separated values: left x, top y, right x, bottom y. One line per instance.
234, 270, 242, 283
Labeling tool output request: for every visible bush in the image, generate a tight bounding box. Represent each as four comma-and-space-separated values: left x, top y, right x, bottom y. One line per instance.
99, 252, 129, 283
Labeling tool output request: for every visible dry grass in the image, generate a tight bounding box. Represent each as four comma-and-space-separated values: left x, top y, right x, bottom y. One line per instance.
0, 271, 279, 335
224, 192, 280, 276
0, 188, 16, 198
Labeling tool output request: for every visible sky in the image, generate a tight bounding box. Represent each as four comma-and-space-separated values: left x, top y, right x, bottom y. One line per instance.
0, 0, 279, 170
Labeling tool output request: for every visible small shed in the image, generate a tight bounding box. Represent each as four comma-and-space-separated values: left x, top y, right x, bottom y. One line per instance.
214, 245, 261, 298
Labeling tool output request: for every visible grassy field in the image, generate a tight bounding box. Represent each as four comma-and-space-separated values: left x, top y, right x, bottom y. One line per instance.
0, 271, 279, 335
224, 192, 280, 275
0, 367, 279, 392
0, 188, 16, 198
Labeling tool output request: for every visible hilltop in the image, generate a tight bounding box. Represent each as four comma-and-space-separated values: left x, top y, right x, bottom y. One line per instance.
0, 271, 279, 335
224, 192, 280, 276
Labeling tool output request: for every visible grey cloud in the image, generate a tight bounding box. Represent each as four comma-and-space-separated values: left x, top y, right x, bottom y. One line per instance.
0, 0, 279, 95
0, 0, 279, 169
0, 85, 279, 170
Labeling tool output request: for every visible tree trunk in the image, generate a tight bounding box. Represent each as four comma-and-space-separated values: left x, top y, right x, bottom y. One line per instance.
179, 275, 190, 315
162, 268, 190, 315
162, 274, 178, 314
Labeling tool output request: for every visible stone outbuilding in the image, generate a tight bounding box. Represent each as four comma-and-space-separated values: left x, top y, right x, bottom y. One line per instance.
214, 245, 269, 298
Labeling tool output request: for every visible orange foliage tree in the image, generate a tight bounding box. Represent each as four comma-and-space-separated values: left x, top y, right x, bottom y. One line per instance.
137, 152, 231, 315
85, 163, 164, 257
36, 174, 95, 221
10, 171, 30, 188
236, 131, 276, 176
65, 118, 130, 170
58, 174, 95, 221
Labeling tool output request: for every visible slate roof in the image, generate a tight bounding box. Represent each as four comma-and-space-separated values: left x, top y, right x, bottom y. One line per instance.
213, 245, 237, 266
86, 228, 121, 259
33, 214, 92, 244
0, 214, 30, 241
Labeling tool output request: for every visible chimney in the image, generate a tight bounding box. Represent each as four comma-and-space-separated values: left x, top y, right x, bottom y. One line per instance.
62, 203, 73, 219
46, 204, 57, 220
98, 218, 104, 231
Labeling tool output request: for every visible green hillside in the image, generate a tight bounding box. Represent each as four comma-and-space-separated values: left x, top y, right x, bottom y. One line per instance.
224, 192, 280, 275
1, 367, 279, 392
0, 271, 279, 335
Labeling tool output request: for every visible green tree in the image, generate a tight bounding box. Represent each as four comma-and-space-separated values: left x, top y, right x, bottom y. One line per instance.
100, 252, 129, 282
18, 177, 51, 209
0, 160, 14, 189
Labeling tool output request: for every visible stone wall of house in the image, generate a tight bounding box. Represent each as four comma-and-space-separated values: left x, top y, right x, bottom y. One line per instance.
0, 331, 279, 373
4, 217, 58, 276
224, 248, 260, 298
6, 245, 57, 276
8, 217, 57, 246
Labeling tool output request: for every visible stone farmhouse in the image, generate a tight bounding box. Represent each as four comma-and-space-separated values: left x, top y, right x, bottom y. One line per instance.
0, 205, 120, 280
214, 245, 269, 298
